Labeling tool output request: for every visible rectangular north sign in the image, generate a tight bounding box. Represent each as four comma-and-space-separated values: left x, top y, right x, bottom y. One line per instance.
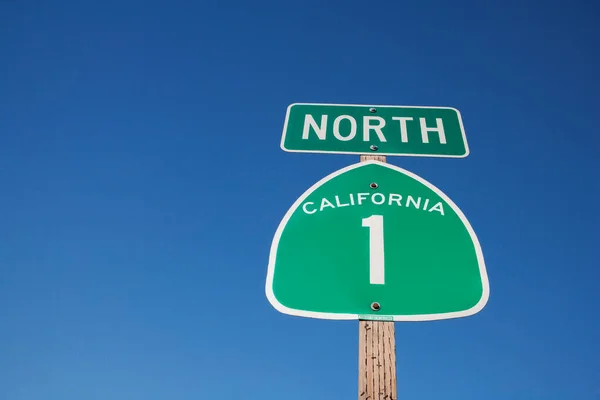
280, 103, 469, 158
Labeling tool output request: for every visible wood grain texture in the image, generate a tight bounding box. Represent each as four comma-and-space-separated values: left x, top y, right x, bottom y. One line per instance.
358, 154, 397, 400
358, 321, 397, 400
360, 154, 387, 162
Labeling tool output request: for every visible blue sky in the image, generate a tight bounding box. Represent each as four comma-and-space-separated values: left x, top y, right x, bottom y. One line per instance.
1, 0, 598, 399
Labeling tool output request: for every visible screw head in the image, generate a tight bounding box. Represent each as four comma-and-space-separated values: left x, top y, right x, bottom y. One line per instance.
370, 145, 378, 151
369, 107, 377, 113
370, 182, 378, 189
371, 302, 381, 311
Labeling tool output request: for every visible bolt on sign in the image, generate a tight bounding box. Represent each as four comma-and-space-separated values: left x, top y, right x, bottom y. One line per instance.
266, 160, 489, 321
280, 103, 469, 157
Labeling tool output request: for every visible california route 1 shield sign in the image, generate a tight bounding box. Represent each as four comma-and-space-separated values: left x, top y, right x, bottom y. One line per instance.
265, 161, 489, 321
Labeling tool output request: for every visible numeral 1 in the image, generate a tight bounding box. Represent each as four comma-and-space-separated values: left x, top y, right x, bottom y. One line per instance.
362, 215, 385, 285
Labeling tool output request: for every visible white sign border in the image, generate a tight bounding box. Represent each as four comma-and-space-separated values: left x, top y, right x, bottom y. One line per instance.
280, 102, 470, 158
265, 160, 489, 321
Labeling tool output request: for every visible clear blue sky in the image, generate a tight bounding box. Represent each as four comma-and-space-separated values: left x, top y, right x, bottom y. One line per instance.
1, 1, 598, 399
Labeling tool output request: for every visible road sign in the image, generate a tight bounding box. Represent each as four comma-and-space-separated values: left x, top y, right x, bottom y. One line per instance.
266, 160, 489, 321
280, 103, 469, 158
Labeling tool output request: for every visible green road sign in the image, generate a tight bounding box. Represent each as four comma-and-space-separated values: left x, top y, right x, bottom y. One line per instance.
280, 103, 469, 158
266, 161, 489, 321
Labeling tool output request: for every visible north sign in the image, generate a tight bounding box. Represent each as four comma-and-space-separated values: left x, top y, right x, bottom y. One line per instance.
265, 161, 489, 321
280, 103, 469, 158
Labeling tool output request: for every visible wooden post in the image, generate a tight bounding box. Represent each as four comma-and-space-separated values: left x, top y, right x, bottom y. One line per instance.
358, 154, 397, 400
